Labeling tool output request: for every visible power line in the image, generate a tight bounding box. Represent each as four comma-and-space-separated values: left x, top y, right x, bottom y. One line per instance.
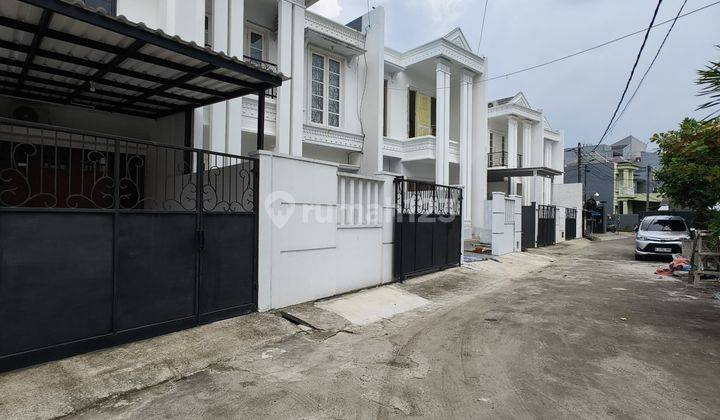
592, 0, 665, 153
476, 0, 489, 54
384, 0, 720, 93
605, 0, 688, 138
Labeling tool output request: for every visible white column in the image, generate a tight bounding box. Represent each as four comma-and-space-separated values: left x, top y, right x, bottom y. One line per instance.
290, 4, 305, 156
358, 7, 385, 175
507, 117, 518, 195
276, 0, 293, 154
435, 60, 451, 185
289, 3, 305, 156
226, 0, 244, 155
167, 0, 205, 150
471, 72, 488, 239
210, 0, 228, 153
459, 70, 473, 228
521, 121, 532, 205
531, 122, 544, 204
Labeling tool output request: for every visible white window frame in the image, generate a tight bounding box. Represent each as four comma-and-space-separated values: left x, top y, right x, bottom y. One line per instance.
244, 23, 268, 62
307, 48, 343, 129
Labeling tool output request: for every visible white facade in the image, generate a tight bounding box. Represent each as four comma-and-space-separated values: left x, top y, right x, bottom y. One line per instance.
382, 29, 488, 239
107, 0, 577, 309
115, 0, 493, 240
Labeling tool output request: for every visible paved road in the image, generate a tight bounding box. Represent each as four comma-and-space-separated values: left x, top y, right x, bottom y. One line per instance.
73, 239, 720, 419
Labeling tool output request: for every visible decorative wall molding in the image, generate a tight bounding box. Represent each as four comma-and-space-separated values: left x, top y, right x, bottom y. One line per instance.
488, 103, 542, 122
383, 136, 459, 163
303, 124, 364, 151
305, 11, 366, 50
242, 96, 277, 122
397, 39, 485, 73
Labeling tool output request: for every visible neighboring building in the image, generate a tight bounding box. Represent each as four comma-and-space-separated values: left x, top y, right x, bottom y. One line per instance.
611, 135, 646, 160
564, 137, 663, 216
485, 92, 564, 208
381, 28, 488, 238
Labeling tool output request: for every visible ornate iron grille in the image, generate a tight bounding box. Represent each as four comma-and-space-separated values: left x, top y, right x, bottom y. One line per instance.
0, 118, 254, 213
566, 208, 577, 219
394, 178, 462, 216
538, 204, 556, 220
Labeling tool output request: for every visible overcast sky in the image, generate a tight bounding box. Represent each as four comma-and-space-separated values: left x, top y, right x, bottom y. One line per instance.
308, 0, 720, 149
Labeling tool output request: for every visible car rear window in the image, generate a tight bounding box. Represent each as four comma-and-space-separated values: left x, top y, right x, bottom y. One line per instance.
643, 219, 687, 232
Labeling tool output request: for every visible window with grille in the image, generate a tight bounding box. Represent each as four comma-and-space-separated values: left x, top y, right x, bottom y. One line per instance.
310, 53, 342, 128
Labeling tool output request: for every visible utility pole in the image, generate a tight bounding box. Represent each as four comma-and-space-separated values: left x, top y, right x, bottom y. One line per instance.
577, 142, 582, 184
646, 165, 651, 211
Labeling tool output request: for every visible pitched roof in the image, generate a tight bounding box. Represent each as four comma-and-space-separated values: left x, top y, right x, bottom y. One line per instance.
443, 28, 472, 52
488, 92, 531, 109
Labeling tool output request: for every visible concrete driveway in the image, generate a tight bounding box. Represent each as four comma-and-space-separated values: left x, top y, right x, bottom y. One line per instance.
3, 238, 720, 419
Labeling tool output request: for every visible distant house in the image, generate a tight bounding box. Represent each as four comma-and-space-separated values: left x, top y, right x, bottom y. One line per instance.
611, 135, 646, 160
564, 136, 664, 216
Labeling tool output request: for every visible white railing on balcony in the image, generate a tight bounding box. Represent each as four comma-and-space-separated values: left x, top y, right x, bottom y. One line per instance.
338, 174, 384, 227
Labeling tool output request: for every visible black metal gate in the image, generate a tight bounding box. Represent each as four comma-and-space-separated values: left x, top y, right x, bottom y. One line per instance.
521, 202, 536, 250
0, 121, 257, 371
393, 178, 462, 281
537, 205, 557, 247
565, 208, 577, 240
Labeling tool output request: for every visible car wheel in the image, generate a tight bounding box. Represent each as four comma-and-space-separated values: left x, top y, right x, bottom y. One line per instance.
634, 253, 643, 261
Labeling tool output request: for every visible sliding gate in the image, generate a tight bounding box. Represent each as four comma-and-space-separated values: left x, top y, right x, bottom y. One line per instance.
537, 204, 557, 247
0, 121, 257, 371
393, 178, 463, 280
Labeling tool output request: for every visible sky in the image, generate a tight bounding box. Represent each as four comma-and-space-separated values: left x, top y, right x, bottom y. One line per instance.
308, 0, 720, 149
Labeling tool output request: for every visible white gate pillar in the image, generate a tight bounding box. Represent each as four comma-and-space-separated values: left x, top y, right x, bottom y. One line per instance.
459, 70, 474, 232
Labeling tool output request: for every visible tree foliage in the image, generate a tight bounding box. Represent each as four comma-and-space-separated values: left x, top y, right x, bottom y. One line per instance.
697, 45, 720, 116
652, 48, 720, 244
652, 119, 720, 239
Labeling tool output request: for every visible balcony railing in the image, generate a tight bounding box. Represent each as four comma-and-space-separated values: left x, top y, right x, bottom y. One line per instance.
243, 56, 278, 98
488, 151, 507, 167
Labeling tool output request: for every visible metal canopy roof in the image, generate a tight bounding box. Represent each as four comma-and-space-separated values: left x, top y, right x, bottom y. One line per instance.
487, 166, 562, 182
0, 0, 285, 119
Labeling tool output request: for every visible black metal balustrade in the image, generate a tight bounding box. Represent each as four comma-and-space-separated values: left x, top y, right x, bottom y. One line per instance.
244, 55, 278, 99
395, 179, 462, 216
0, 119, 255, 212
488, 151, 507, 167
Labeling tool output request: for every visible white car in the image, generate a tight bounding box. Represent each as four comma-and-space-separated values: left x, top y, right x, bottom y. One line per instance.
635, 215, 690, 260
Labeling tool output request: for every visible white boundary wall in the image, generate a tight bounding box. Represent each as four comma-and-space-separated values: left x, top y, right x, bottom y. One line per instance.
253, 151, 394, 310
491, 192, 522, 255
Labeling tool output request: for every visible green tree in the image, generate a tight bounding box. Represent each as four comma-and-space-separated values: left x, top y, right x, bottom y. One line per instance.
652, 48, 720, 245
652, 118, 720, 225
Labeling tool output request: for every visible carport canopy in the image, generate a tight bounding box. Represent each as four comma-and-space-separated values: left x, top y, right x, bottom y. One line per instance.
0, 0, 285, 120
487, 166, 563, 182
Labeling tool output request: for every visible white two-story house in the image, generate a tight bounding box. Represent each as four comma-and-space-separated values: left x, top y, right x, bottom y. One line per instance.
116, 0, 568, 243
486, 92, 564, 207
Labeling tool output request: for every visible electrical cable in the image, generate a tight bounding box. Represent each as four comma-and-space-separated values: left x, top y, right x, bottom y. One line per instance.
476, 0, 489, 55
592, 0, 664, 152
605, 0, 688, 139
382, 0, 720, 92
